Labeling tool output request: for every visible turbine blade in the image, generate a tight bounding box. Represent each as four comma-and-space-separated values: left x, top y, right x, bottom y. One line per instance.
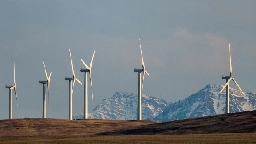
140, 44, 143, 57
81, 59, 90, 69
142, 73, 145, 93
140, 43, 145, 68
140, 41, 148, 74
71, 81, 75, 96
145, 69, 150, 76
89, 72, 94, 100
220, 78, 232, 93
47, 73, 51, 109
90, 50, 95, 69
229, 43, 232, 76
73, 80, 75, 87
14, 87, 17, 100
232, 78, 246, 96
75, 77, 82, 85
14, 63, 17, 99
14, 63, 16, 84
142, 57, 145, 68
49, 72, 52, 78
47, 82, 50, 109
48, 72, 52, 82
69, 49, 75, 76
16, 96, 18, 109
43, 61, 48, 79
71, 87, 73, 97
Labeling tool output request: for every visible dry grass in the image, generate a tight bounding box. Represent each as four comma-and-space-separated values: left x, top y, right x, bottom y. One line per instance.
1, 134, 256, 144
0, 118, 154, 137
1, 110, 256, 143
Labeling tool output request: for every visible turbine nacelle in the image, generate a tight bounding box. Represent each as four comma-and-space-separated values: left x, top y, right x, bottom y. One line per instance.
5, 85, 13, 89
39, 80, 47, 84
134, 68, 143, 73
222, 76, 231, 80
80, 69, 90, 73
65, 77, 73, 81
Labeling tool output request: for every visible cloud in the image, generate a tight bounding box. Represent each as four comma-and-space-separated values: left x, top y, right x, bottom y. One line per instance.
140, 29, 229, 75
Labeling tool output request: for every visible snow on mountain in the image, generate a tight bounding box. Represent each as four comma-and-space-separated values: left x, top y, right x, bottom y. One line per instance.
154, 84, 256, 122
73, 92, 169, 120
74, 84, 256, 122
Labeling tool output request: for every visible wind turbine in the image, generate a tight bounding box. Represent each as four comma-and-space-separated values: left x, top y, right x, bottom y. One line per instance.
39, 61, 52, 118
5, 63, 17, 119
220, 43, 246, 114
80, 50, 95, 119
134, 39, 149, 120
65, 49, 82, 120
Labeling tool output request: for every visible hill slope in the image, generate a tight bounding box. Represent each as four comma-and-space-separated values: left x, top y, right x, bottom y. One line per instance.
1, 110, 256, 137
99, 110, 256, 135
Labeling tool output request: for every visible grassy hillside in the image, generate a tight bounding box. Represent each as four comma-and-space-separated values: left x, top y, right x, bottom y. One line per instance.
101, 110, 256, 135
1, 110, 256, 143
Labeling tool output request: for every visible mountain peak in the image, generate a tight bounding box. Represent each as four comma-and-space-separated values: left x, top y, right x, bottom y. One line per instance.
154, 84, 256, 122
75, 92, 168, 120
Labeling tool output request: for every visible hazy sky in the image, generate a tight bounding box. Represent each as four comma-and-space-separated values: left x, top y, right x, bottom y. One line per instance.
0, 0, 255, 119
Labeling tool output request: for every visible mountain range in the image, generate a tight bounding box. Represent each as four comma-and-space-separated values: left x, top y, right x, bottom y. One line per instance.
74, 84, 256, 122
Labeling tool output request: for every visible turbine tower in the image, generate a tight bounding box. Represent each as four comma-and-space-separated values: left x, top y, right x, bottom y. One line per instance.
65, 49, 82, 120
39, 61, 52, 118
220, 43, 246, 113
5, 63, 17, 119
134, 39, 149, 120
80, 50, 95, 119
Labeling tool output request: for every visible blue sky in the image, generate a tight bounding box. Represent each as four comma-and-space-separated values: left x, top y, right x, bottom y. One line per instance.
0, 0, 255, 119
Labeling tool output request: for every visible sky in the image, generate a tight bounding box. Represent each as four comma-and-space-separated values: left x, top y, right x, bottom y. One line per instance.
0, 0, 255, 120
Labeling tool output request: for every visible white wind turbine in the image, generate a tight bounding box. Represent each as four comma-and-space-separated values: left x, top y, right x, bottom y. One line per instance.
39, 61, 52, 118
134, 39, 149, 120
80, 50, 95, 119
5, 63, 17, 119
220, 43, 246, 114
65, 49, 82, 120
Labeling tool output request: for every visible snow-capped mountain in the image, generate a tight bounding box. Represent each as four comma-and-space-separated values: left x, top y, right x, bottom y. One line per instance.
153, 84, 256, 122
73, 92, 169, 120
74, 84, 256, 122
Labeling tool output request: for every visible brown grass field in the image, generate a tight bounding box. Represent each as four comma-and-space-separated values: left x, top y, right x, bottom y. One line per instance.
1, 134, 256, 144
1, 110, 256, 143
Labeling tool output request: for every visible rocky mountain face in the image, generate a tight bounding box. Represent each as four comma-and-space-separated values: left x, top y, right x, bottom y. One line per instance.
73, 92, 169, 120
